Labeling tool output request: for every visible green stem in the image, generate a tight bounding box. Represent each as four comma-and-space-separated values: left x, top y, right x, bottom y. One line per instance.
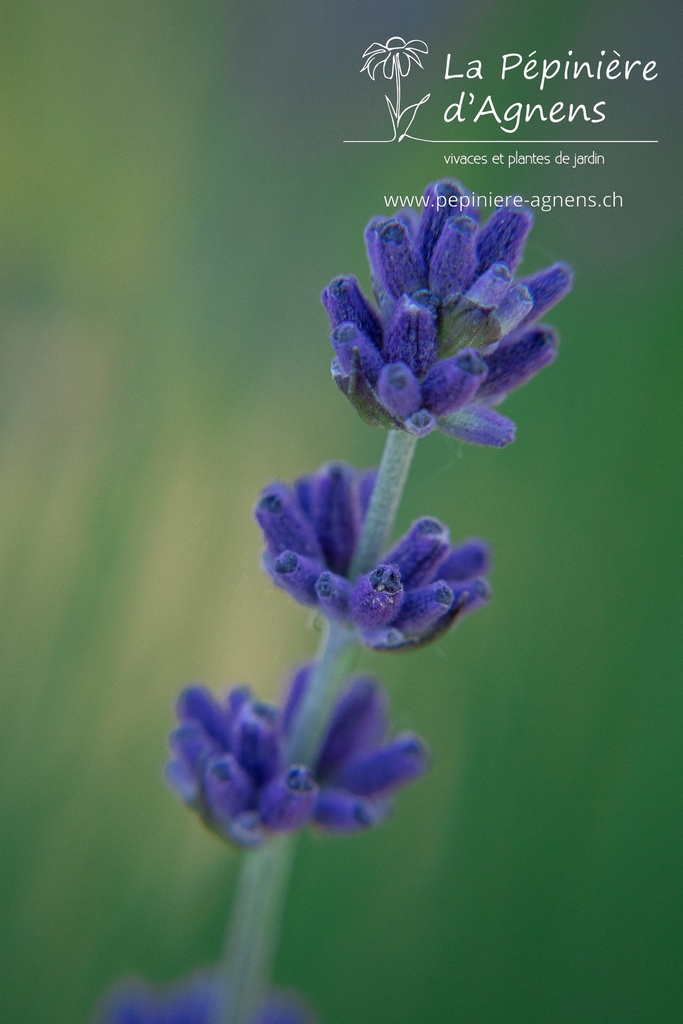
218, 834, 296, 1024
286, 619, 356, 766
348, 429, 417, 578
222, 426, 418, 1024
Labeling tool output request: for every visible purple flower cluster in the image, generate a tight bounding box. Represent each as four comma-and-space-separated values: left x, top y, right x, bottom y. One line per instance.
95, 972, 315, 1024
97, 178, 573, 1024
322, 178, 573, 446
166, 666, 429, 848
256, 461, 490, 651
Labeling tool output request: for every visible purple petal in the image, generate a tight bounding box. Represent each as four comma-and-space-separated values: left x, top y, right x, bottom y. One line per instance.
321, 275, 382, 345
271, 550, 323, 607
176, 686, 233, 748
390, 580, 454, 638
282, 664, 313, 736
493, 283, 533, 335
257, 991, 318, 1024
165, 753, 200, 804
428, 215, 478, 297
438, 539, 491, 582
421, 349, 487, 417
312, 788, 380, 832
226, 687, 252, 722
256, 484, 322, 560
331, 323, 383, 386
348, 564, 404, 630
361, 626, 406, 651
292, 473, 314, 521
95, 980, 158, 1024
95, 973, 219, 1024
450, 578, 492, 617
411, 287, 440, 317
228, 810, 265, 849
315, 571, 352, 621
520, 262, 574, 323
375, 580, 488, 650
476, 205, 534, 274
203, 754, 255, 832
466, 262, 512, 308
317, 677, 388, 777
258, 767, 318, 831
417, 179, 471, 264
383, 296, 438, 377
230, 700, 282, 785
404, 408, 436, 437
332, 353, 401, 430
167, 719, 215, 780
364, 217, 426, 303
311, 462, 361, 577
383, 517, 450, 588
409, 579, 490, 648
437, 405, 516, 447
377, 362, 422, 420
478, 326, 558, 405
336, 734, 429, 797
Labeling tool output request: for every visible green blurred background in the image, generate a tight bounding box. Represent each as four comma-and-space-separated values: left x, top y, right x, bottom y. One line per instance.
1, 1, 681, 1022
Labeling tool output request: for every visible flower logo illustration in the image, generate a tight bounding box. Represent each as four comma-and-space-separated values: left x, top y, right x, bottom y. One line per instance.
360, 37, 430, 142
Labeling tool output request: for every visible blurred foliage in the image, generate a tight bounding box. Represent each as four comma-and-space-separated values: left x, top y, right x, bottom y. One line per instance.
1, 2, 681, 1023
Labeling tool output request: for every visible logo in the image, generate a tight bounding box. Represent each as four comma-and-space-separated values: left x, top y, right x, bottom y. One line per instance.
359, 37, 430, 142
346, 39, 658, 144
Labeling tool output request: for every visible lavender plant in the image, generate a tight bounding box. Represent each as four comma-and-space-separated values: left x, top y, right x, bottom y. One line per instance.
95, 179, 572, 1024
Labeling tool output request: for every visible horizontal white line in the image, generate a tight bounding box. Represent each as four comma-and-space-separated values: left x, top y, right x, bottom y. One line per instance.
343, 139, 659, 144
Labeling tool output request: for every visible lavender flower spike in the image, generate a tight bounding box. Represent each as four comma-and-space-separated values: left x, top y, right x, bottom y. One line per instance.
95, 971, 316, 1024
322, 178, 573, 445
257, 461, 491, 651
166, 666, 430, 847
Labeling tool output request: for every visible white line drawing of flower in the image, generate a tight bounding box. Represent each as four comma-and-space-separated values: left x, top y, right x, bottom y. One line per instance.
360, 37, 430, 142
